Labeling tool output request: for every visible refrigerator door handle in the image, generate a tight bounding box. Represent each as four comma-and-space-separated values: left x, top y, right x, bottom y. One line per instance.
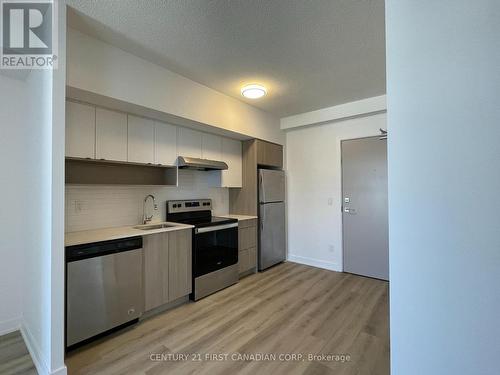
261, 206, 265, 231
259, 173, 264, 203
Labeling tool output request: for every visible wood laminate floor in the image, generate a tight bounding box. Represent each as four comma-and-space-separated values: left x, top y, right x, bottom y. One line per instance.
66, 262, 389, 375
0, 331, 37, 375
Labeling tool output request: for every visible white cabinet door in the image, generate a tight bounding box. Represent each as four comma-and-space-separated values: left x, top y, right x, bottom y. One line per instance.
96, 108, 128, 161
202, 133, 222, 161
221, 138, 243, 187
127, 115, 155, 164
155, 122, 177, 166
66, 101, 95, 159
177, 127, 202, 159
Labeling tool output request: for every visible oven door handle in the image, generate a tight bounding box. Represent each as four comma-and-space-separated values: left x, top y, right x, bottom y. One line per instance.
195, 222, 238, 234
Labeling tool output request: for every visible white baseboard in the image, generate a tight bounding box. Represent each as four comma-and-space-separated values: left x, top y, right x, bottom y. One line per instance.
0, 316, 21, 335
21, 322, 49, 375
50, 365, 68, 375
287, 254, 342, 272
21, 321, 68, 375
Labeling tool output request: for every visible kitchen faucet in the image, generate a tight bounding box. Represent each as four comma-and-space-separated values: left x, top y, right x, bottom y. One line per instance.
143, 195, 157, 224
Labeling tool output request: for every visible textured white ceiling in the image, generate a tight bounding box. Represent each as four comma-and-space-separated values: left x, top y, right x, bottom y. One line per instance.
66, 0, 386, 117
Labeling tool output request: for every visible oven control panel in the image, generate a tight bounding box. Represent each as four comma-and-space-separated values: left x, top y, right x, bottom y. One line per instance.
167, 199, 212, 213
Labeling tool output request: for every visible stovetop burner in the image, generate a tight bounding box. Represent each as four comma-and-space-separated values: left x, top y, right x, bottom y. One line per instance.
172, 215, 237, 228
166, 199, 237, 228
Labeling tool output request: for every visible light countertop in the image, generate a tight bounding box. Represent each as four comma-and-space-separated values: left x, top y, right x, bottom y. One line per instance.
66, 216, 257, 247
220, 214, 258, 221
65, 222, 194, 247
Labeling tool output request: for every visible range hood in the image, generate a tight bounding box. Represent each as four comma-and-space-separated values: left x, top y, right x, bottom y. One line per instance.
177, 156, 228, 171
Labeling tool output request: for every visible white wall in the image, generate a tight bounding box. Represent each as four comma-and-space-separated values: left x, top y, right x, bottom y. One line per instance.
0, 73, 31, 335
49, 2, 67, 372
387, 1, 500, 374
22, 5, 67, 372
66, 170, 229, 232
0, 68, 64, 374
0, 3, 67, 374
281, 95, 386, 130
20, 67, 57, 375
286, 113, 386, 271
67, 28, 284, 145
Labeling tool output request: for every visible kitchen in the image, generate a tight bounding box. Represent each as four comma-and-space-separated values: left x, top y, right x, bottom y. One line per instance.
0, 2, 392, 374
0, 2, 391, 375
9, 1, 500, 375
64, 93, 287, 336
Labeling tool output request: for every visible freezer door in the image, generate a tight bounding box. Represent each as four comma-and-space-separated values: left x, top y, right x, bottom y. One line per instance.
259, 169, 285, 203
259, 202, 286, 270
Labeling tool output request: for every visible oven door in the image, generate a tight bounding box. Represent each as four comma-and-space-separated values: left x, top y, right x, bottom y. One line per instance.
194, 223, 238, 277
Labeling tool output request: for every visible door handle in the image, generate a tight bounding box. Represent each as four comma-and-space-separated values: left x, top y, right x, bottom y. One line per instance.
344, 207, 356, 214
261, 208, 265, 231
259, 173, 264, 203
195, 222, 238, 234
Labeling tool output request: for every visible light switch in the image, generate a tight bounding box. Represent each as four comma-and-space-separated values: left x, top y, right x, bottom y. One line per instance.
328, 198, 333, 206
344, 197, 350, 203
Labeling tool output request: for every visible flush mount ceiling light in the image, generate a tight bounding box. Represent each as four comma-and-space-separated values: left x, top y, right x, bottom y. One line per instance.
241, 84, 267, 99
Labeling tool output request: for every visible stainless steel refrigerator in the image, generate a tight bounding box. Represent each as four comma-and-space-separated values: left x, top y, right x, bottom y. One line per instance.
258, 169, 286, 271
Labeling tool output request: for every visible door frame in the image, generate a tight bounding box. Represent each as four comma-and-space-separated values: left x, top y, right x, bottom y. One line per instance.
337, 134, 385, 272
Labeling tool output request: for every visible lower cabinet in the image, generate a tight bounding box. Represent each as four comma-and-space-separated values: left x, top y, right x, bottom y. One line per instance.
143, 229, 192, 311
238, 219, 258, 276
239, 247, 257, 274
168, 229, 192, 301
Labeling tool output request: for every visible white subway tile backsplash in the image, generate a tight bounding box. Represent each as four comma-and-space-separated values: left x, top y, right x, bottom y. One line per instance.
65, 169, 229, 232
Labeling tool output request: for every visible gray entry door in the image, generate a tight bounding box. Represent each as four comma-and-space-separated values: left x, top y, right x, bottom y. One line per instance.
342, 136, 388, 280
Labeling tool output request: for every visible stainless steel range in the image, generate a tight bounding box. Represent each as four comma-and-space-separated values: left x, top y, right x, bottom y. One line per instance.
167, 199, 238, 300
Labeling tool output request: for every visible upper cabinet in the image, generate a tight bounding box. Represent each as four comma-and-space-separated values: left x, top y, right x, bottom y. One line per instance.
229, 139, 283, 216
155, 122, 177, 166
95, 108, 128, 162
66, 101, 95, 159
177, 127, 202, 159
201, 133, 222, 161
221, 138, 242, 188
65, 100, 243, 187
256, 139, 283, 168
127, 115, 155, 164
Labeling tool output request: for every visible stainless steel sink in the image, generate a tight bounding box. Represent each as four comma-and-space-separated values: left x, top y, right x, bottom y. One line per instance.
133, 223, 177, 230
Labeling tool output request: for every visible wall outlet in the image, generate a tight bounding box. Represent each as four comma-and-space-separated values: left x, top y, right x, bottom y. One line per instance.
329, 245, 335, 253
74, 200, 89, 213
328, 197, 333, 206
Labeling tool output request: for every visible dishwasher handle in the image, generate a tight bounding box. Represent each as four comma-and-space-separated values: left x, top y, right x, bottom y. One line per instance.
66, 236, 143, 262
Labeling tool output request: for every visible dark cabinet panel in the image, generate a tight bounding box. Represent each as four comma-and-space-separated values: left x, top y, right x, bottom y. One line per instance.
256, 140, 283, 168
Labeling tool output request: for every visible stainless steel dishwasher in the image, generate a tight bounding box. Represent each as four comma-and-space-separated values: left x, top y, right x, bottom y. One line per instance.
66, 237, 144, 348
